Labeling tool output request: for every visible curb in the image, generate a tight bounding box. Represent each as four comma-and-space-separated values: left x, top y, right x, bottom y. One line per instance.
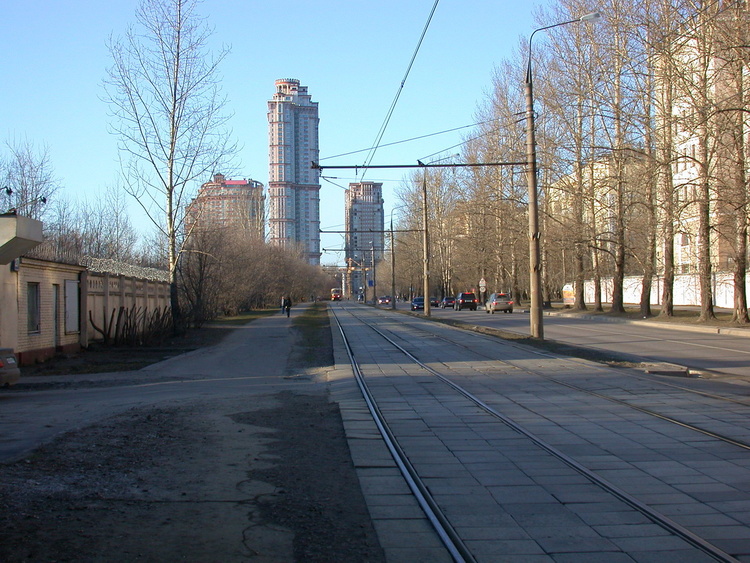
545, 310, 750, 339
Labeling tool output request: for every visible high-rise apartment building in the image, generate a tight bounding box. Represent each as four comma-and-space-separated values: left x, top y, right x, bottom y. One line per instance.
185, 173, 265, 238
344, 181, 384, 299
267, 79, 321, 265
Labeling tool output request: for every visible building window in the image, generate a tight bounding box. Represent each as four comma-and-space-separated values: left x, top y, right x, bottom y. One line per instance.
28, 282, 41, 333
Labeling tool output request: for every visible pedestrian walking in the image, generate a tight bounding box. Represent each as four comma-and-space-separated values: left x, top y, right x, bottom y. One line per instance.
282, 296, 292, 317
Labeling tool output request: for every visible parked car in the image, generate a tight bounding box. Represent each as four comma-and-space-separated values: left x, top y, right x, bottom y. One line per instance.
440, 296, 455, 309
411, 296, 425, 310
430, 297, 440, 307
485, 292, 514, 314
454, 292, 478, 311
377, 296, 392, 305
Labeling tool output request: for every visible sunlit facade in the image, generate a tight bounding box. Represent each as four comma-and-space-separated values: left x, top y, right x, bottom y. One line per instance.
185, 173, 265, 237
267, 79, 321, 265
345, 181, 384, 298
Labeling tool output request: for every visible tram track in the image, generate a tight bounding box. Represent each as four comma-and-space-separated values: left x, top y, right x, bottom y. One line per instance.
334, 307, 476, 563
331, 304, 744, 562
360, 305, 750, 452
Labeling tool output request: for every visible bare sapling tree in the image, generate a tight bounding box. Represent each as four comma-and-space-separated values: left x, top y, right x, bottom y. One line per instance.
104, 0, 236, 332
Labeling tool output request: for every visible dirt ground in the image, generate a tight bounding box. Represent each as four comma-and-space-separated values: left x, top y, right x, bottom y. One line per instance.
0, 311, 386, 562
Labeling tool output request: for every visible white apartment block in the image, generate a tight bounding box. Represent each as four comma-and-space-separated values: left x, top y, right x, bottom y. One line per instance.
267, 79, 321, 265
663, 7, 749, 275
345, 182, 384, 298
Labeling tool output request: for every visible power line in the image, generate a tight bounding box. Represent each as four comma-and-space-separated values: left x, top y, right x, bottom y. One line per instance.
313, 161, 526, 171
360, 0, 441, 177
321, 120, 494, 161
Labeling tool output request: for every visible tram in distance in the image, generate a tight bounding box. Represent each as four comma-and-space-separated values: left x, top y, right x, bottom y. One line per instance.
331, 288, 342, 301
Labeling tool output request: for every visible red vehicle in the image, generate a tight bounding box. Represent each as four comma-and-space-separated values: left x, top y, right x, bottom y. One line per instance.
331, 288, 342, 301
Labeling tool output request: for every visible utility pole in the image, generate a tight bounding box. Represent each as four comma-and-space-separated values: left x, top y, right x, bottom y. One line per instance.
371, 241, 376, 304
525, 11, 600, 339
391, 216, 396, 310
422, 172, 431, 317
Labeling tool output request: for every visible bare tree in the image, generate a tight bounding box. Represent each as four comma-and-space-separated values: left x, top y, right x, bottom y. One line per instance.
43, 194, 84, 261
646, 0, 685, 318
104, 0, 236, 331
468, 62, 528, 304
44, 186, 139, 263
0, 138, 58, 220
179, 227, 224, 325
134, 228, 169, 270
539, 4, 604, 311
712, 3, 750, 323
666, 1, 724, 322
427, 166, 461, 298
77, 186, 139, 261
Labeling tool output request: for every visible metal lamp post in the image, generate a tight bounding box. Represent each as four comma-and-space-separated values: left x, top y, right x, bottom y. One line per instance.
525, 11, 600, 339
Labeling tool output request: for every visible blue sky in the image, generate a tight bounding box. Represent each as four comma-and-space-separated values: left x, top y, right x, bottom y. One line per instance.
1, 0, 550, 266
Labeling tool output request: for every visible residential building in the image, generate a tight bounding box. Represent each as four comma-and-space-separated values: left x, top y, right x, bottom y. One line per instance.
656, 2, 749, 275
267, 79, 321, 265
546, 1, 749, 308
185, 173, 265, 238
344, 181, 384, 299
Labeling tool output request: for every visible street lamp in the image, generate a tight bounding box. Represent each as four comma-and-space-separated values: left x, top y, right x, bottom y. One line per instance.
525, 11, 600, 339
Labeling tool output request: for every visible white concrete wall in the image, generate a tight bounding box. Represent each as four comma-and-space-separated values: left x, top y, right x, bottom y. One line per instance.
583, 272, 743, 308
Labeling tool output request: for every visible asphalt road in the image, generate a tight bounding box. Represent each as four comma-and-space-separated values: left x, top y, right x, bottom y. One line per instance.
0, 313, 311, 464
381, 301, 750, 379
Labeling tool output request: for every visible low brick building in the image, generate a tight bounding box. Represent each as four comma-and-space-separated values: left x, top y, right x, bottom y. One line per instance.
1, 213, 172, 366
0, 253, 171, 366
1, 256, 86, 364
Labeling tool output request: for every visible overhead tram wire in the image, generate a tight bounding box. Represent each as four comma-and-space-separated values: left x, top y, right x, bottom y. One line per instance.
314, 161, 527, 172
318, 119, 518, 184
360, 0, 441, 179
320, 119, 495, 162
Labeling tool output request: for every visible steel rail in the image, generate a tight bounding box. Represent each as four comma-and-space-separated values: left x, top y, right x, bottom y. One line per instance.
340, 305, 739, 563
391, 311, 750, 451
465, 322, 750, 408
330, 307, 476, 563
